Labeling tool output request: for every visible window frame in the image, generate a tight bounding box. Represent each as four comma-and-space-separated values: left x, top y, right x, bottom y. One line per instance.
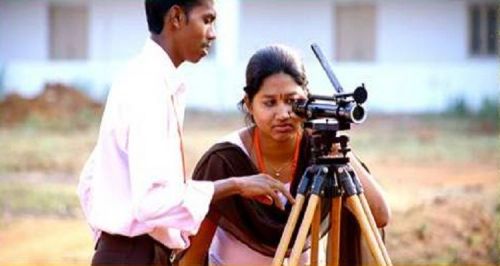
468, 2, 498, 58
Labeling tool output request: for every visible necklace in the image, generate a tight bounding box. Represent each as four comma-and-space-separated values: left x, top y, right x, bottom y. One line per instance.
267, 161, 292, 178
253, 128, 301, 180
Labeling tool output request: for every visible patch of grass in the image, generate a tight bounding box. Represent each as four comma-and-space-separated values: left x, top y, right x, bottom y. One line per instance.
477, 97, 499, 122
351, 115, 498, 164
490, 187, 500, 263
0, 126, 98, 174
19, 108, 102, 132
1, 113, 497, 174
436, 246, 460, 265
0, 180, 80, 217
441, 96, 499, 137
0, 65, 4, 100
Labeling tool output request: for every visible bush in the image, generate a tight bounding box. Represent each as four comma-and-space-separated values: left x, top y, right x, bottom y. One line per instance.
0, 65, 4, 100
477, 97, 499, 122
444, 95, 499, 121
445, 96, 471, 117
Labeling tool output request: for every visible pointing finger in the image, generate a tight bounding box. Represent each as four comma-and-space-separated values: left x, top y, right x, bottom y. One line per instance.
273, 182, 295, 205
268, 189, 284, 210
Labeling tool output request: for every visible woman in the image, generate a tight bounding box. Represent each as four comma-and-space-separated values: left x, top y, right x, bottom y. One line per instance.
180, 45, 391, 266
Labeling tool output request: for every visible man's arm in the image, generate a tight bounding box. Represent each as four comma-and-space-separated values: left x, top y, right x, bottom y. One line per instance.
212, 174, 295, 210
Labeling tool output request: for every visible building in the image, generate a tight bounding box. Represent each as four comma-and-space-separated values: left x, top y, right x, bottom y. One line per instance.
0, 0, 497, 112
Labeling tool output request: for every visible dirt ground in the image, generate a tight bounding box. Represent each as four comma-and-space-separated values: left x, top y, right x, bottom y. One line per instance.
376, 161, 498, 265
0, 86, 498, 265
0, 83, 102, 127
0, 161, 496, 265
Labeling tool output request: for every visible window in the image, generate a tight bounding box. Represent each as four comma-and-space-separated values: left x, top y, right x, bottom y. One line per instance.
49, 3, 88, 60
335, 4, 376, 61
469, 3, 498, 57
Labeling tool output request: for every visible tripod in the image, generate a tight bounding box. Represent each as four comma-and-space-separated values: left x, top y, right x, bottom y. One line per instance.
271, 122, 392, 266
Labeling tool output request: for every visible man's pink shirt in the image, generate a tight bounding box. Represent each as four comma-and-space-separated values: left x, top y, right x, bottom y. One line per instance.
77, 39, 215, 249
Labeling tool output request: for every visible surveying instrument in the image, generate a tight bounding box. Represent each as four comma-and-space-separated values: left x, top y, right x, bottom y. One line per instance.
271, 44, 392, 266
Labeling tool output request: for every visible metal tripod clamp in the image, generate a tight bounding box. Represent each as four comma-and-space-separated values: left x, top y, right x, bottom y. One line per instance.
310, 166, 328, 195
337, 166, 357, 196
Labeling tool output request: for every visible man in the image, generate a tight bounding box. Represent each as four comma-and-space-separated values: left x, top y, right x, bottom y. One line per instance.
77, 1, 294, 265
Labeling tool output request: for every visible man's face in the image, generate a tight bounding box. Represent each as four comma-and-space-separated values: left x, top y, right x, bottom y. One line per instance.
179, 0, 217, 63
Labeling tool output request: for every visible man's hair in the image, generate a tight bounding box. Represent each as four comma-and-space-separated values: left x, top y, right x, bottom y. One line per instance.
145, 0, 203, 34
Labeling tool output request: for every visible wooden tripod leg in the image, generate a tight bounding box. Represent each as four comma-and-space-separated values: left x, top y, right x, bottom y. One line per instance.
326, 196, 342, 266
310, 198, 321, 266
345, 196, 387, 266
288, 195, 321, 266
272, 194, 306, 266
359, 194, 393, 266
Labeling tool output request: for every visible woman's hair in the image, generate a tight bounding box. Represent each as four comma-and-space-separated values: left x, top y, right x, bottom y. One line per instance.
145, 0, 203, 34
239, 45, 309, 124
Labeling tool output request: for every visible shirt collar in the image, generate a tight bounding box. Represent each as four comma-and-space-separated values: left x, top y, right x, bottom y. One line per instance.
142, 38, 187, 96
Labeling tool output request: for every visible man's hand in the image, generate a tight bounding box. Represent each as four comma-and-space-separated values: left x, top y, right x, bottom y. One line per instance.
236, 174, 295, 210
212, 174, 295, 210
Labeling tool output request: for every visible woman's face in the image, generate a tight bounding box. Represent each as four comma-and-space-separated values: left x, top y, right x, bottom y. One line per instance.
247, 72, 307, 142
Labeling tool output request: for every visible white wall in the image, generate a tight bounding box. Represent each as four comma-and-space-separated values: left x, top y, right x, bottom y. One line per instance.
377, 1, 468, 62
239, 0, 333, 62
306, 61, 498, 113
89, 0, 147, 61
182, 60, 499, 112
2, 61, 124, 99
214, 0, 240, 66
0, 0, 497, 113
0, 0, 49, 61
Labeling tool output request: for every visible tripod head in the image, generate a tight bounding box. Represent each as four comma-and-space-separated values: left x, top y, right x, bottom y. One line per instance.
292, 44, 368, 165
292, 85, 367, 128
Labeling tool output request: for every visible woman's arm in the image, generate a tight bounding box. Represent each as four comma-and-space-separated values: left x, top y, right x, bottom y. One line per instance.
178, 216, 219, 266
347, 152, 391, 227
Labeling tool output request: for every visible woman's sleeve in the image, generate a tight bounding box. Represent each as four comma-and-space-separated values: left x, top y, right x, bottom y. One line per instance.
191, 149, 233, 222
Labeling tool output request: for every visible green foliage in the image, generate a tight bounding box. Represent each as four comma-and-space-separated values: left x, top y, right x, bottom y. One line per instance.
445, 96, 470, 117
351, 115, 497, 164
18, 108, 102, 132
477, 97, 499, 122
444, 95, 499, 123
415, 223, 428, 240
0, 65, 4, 100
0, 180, 80, 217
490, 189, 500, 263
441, 96, 498, 140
